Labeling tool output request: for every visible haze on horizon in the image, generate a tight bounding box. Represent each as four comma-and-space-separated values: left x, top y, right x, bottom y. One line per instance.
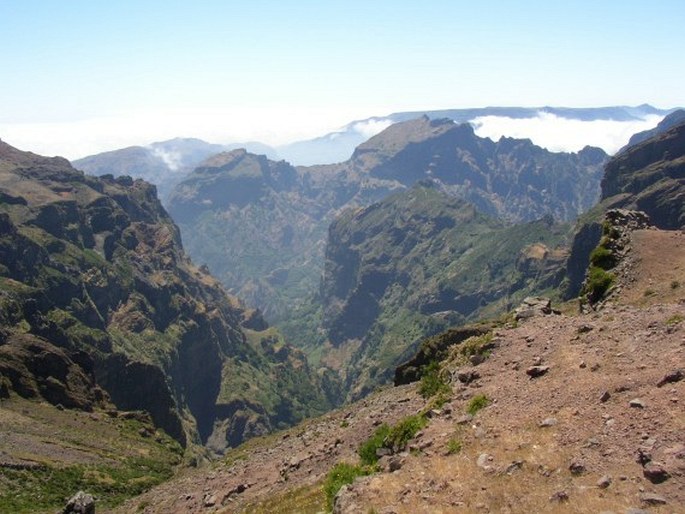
1, 0, 683, 160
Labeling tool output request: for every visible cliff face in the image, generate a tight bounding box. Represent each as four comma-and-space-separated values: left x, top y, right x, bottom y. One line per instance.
0, 140, 329, 450
563, 119, 685, 298
316, 183, 568, 400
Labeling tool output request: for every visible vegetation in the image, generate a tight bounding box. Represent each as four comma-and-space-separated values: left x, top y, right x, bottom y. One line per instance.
583, 266, 616, 303
358, 414, 427, 466
322, 462, 371, 510
418, 361, 451, 399
466, 394, 490, 415
446, 438, 463, 455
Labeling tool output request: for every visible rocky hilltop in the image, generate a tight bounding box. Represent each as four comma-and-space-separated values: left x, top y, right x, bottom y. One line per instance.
0, 140, 330, 454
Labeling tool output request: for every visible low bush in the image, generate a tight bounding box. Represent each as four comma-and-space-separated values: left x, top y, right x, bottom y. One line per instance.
466, 394, 490, 415
322, 462, 370, 510
358, 414, 427, 465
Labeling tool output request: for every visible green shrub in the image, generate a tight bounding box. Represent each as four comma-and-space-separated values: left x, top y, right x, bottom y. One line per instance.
466, 394, 490, 415
322, 463, 370, 510
418, 361, 451, 399
589, 245, 614, 270
583, 266, 615, 302
358, 424, 391, 466
446, 438, 462, 455
358, 414, 427, 465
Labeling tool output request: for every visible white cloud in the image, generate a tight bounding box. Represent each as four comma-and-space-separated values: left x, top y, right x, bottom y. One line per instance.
351, 118, 393, 139
0, 106, 360, 161
149, 147, 183, 172
471, 112, 664, 155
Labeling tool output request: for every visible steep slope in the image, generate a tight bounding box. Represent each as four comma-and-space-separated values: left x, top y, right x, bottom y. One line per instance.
114, 225, 685, 514
564, 118, 685, 297
624, 108, 685, 149
0, 140, 330, 454
169, 118, 605, 325
311, 183, 568, 400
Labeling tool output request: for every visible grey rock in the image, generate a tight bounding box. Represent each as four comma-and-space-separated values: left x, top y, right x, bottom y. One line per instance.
388, 456, 403, 472
526, 365, 550, 378
549, 490, 569, 502
629, 398, 645, 408
640, 492, 667, 505
539, 417, 558, 428
597, 475, 612, 488
569, 461, 586, 475
599, 390, 611, 402
63, 491, 95, 514
455, 414, 473, 425
643, 463, 670, 483
657, 369, 683, 387
457, 369, 480, 384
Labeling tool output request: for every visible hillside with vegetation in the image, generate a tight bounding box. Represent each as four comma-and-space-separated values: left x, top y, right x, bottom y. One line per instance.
0, 140, 331, 511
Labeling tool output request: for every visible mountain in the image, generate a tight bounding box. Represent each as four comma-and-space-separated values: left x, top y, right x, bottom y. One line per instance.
623, 109, 685, 150
0, 139, 330, 455
312, 183, 568, 399
564, 117, 685, 297
277, 104, 675, 165
73, 138, 278, 203
169, 117, 606, 329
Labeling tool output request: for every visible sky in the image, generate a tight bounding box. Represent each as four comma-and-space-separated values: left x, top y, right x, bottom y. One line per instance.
1, 0, 684, 159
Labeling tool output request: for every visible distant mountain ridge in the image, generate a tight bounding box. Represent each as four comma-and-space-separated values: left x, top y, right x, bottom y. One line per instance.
277, 104, 677, 165
167, 117, 607, 326
73, 138, 278, 203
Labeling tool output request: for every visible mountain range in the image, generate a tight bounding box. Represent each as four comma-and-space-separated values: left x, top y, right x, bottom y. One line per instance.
1, 108, 684, 512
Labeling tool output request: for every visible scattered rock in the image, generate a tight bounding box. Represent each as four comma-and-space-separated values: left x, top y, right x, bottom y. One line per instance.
203, 493, 217, 507
599, 390, 611, 402
455, 414, 473, 425
640, 492, 668, 505
657, 369, 683, 387
457, 369, 480, 384
477, 453, 494, 470
549, 490, 569, 502
636, 448, 652, 466
643, 463, 670, 483
388, 456, 403, 472
577, 324, 594, 334
515, 297, 553, 321
63, 491, 95, 514
526, 365, 550, 378
569, 461, 586, 475
539, 417, 558, 428
503, 460, 524, 475
597, 475, 612, 489
629, 398, 645, 408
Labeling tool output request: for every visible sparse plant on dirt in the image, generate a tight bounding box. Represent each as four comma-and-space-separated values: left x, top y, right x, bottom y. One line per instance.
466, 394, 490, 415
358, 414, 427, 465
446, 438, 462, 455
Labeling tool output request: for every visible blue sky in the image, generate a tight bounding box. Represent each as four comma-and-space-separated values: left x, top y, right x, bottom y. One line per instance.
1, 1, 684, 158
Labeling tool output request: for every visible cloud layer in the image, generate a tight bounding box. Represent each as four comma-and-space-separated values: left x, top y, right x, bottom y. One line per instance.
471, 112, 663, 154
